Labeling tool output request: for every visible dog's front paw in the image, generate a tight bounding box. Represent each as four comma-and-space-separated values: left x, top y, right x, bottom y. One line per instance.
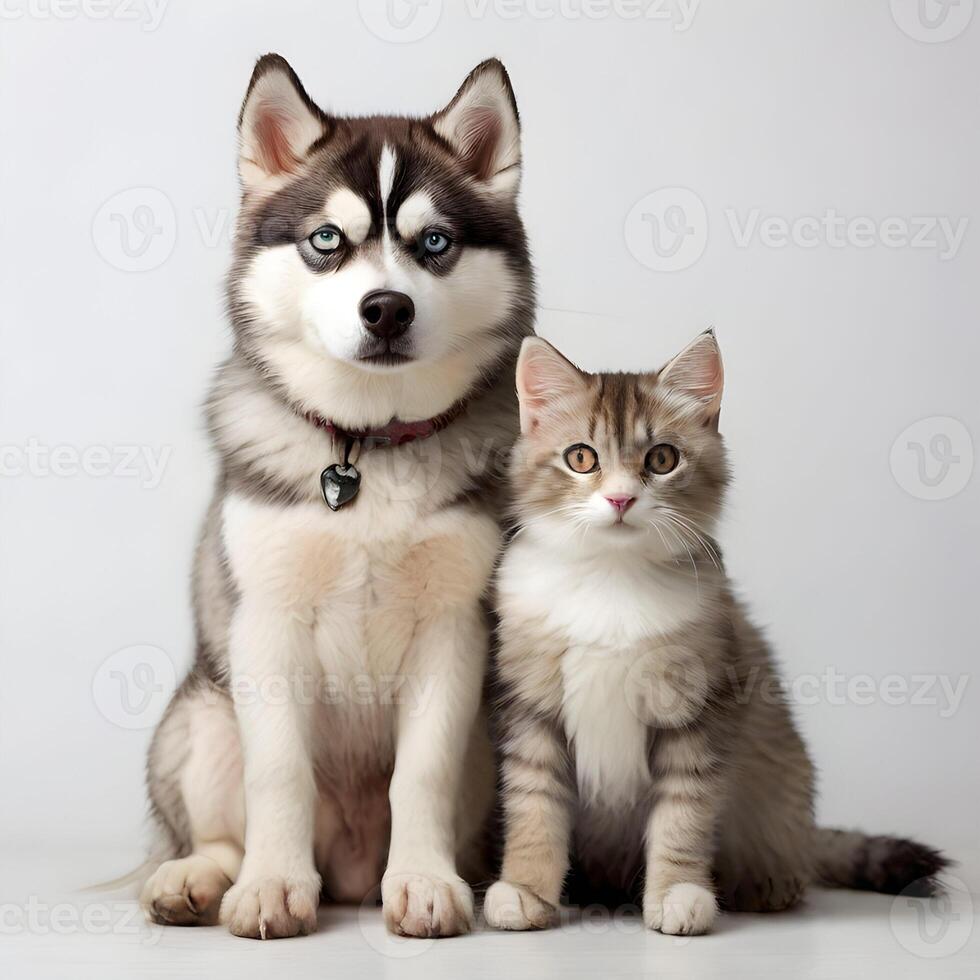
141, 855, 231, 926
219, 868, 320, 939
645, 883, 717, 936
483, 880, 557, 931
382, 871, 474, 938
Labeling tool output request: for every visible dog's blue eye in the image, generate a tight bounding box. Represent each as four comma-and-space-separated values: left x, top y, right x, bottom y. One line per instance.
309, 226, 342, 253
422, 231, 450, 255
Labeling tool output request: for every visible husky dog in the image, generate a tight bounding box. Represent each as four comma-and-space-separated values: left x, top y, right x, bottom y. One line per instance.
140, 55, 534, 939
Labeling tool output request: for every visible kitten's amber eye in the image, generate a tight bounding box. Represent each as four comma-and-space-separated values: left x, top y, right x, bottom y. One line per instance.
645, 444, 679, 475
563, 444, 599, 474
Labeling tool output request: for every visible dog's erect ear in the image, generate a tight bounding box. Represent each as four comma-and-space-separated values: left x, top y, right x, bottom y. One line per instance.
238, 54, 327, 190
433, 59, 520, 189
658, 330, 725, 428
516, 337, 588, 436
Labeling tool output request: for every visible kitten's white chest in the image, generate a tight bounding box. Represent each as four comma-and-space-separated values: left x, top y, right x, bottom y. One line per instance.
500, 537, 708, 807
501, 540, 704, 649
561, 646, 652, 807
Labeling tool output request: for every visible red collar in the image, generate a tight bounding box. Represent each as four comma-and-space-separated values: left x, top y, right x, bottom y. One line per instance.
302, 399, 468, 448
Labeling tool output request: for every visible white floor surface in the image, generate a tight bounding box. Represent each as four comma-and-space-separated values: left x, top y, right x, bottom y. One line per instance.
2, 845, 977, 980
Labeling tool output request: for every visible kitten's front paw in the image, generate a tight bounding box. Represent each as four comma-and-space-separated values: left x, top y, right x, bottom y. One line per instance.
483, 880, 557, 931
645, 883, 717, 936
219, 868, 320, 939
382, 871, 474, 938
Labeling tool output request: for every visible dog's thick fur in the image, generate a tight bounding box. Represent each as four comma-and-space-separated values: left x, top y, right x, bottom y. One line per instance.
141, 55, 534, 939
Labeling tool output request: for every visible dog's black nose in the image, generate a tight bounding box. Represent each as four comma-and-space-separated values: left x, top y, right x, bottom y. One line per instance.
359, 290, 415, 340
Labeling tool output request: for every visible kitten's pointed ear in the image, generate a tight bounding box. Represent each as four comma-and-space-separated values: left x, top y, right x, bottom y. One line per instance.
658, 330, 725, 427
238, 54, 328, 191
516, 337, 587, 435
433, 59, 521, 191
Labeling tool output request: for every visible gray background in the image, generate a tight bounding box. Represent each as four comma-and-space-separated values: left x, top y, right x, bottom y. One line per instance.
1, 0, 977, 874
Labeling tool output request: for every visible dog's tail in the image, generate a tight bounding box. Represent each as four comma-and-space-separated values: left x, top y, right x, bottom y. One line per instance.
814, 827, 948, 897
80, 859, 158, 895
80, 833, 174, 894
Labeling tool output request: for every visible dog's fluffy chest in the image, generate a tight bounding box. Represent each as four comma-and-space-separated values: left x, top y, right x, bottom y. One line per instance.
221, 492, 499, 685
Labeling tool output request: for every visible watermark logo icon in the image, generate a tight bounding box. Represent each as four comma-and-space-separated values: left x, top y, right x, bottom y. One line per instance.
92, 645, 177, 730
890, 417, 973, 501
92, 187, 176, 272
890, 0, 974, 42
625, 188, 708, 272
358, 0, 443, 42
890, 875, 973, 958
624, 647, 709, 726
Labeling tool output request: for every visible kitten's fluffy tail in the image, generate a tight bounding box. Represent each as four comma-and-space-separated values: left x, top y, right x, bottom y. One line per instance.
814, 827, 948, 897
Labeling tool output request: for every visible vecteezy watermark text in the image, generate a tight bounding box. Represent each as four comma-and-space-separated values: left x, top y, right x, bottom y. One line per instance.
626, 660, 971, 722
625, 187, 969, 271
1, 440, 172, 489
725, 209, 968, 261
463, 0, 700, 29
221, 671, 439, 718
0, 0, 168, 31
357, 0, 700, 43
761, 667, 969, 719
0, 897, 162, 943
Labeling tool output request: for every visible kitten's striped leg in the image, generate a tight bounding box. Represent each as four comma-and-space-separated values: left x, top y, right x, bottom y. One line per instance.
484, 712, 574, 931
643, 725, 724, 936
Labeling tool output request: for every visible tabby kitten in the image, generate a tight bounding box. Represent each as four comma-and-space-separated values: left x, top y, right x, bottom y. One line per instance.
484, 332, 944, 935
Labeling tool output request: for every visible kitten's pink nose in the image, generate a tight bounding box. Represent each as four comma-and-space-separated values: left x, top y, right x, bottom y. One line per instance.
604, 494, 635, 515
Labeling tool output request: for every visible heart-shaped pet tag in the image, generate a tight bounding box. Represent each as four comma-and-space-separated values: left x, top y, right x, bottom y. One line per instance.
320, 463, 361, 511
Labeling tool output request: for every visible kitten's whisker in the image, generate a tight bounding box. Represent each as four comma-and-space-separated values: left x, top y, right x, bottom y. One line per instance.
539, 506, 593, 548
659, 515, 703, 574
677, 504, 719, 523
528, 504, 587, 523
665, 519, 702, 595
512, 503, 586, 541
662, 510, 722, 571
569, 513, 592, 545
647, 518, 679, 567
651, 517, 701, 591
